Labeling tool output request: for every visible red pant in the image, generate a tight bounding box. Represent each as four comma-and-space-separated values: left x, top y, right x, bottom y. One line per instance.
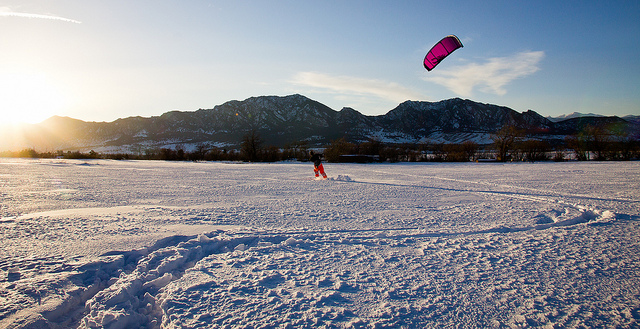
314, 163, 327, 178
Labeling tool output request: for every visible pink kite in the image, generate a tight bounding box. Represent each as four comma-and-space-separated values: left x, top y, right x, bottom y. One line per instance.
423, 35, 463, 71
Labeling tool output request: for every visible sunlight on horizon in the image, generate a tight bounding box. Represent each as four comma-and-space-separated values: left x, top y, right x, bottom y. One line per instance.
0, 72, 67, 125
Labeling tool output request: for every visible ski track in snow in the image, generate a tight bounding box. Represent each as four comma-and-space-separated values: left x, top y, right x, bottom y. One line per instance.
0, 159, 639, 328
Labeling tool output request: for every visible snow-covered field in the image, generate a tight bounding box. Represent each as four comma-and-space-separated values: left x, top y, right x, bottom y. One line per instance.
1, 159, 639, 328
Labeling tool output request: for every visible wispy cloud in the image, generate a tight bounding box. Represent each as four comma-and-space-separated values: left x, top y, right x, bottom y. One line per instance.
0, 7, 81, 24
424, 51, 544, 97
292, 72, 424, 104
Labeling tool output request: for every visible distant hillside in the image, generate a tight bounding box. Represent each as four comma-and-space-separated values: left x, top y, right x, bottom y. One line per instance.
623, 115, 640, 124
547, 112, 606, 122
1, 94, 638, 153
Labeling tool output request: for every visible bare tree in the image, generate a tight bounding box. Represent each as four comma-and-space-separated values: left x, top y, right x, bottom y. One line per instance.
241, 130, 262, 162
567, 125, 611, 161
462, 140, 479, 162
491, 125, 524, 162
519, 139, 550, 162
324, 138, 356, 162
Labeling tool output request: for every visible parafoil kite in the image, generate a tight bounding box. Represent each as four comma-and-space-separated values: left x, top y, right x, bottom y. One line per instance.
423, 35, 463, 71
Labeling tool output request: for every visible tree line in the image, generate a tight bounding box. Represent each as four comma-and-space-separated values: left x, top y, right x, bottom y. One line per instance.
318, 124, 639, 162
2, 125, 638, 162
488, 124, 639, 162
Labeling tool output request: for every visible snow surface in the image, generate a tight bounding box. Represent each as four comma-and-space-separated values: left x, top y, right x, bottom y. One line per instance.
1, 159, 639, 328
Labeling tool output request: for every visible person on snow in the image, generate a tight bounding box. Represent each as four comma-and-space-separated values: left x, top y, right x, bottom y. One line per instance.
309, 150, 327, 179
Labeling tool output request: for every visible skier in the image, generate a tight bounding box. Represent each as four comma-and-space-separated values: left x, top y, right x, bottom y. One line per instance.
309, 150, 327, 179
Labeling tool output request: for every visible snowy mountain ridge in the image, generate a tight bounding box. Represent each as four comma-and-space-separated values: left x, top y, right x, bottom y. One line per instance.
548, 112, 640, 124
1, 94, 637, 152
547, 112, 606, 122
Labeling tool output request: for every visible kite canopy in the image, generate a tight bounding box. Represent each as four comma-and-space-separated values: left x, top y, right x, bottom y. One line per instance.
423, 35, 463, 71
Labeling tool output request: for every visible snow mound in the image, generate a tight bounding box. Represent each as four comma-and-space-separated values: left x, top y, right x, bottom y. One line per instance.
80, 233, 255, 328
585, 209, 616, 224
335, 174, 353, 182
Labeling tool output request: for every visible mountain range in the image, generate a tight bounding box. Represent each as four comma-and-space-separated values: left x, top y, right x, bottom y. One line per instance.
547, 112, 639, 123
1, 94, 638, 153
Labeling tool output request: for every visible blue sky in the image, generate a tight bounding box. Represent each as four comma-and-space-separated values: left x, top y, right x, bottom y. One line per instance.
1, 0, 639, 124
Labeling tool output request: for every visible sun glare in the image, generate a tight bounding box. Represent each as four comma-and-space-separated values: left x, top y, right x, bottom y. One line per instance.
0, 72, 67, 126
